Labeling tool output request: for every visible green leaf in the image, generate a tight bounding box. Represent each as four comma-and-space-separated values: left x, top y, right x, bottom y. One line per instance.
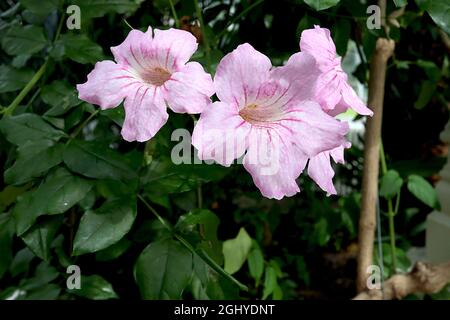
95, 238, 132, 261
379, 169, 404, 199
21, 216, 63, 261
10, 248, 34, 277
101, 107, 125, 126
414, 80, 437, 109
25, 284, 61, 300
0, 214, 15, 278
143, 160, 197, 194
313, 217, 330, 246
175, 209, 223, 264
73, 197, 137, 255
68, 275, 118, 300
72, 0, 143, 19
296, 14, 320, 39
63, 140, 137, 181
1, 25, 47, 56
0, 185, 29, 212
303, 0, 341, 11
5, 140, 64, 185
12, 54, 31, 68
222, 228, 252, 275
21, 0, 62, 15
332, 19, 351, 56
37, 168, 93, 215
416, 0, 450, 34
55, 33, 104, 64
262, 266, 278, 299
407, 175, 439, 209
191, 254, 240, 300
135, 239, 193, 299
416, 60, 441, 82
23, 261, 59, 290
13, 167, 93, 235
143, 156, 229, 197
96, 179, 136, 199
54, 235, 72, 268
295, 256, 310, 286
0, 65, 33, 93
42, 80, 81, 115
394, 0, 407, 7
247, 242, 264, 286
0, 114, 65, 146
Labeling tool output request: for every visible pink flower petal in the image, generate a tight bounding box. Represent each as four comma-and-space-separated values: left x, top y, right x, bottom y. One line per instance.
307, 151, 337, 196
270, 52, 320, 103
192, 101, 251, 166
307, 141, 351, 195
300, 26, 337, 71
214, 43, 272, 107
300, 26, 373, 116
77, 60, 133, 109
152, 28, 198, 71
164, 62, 214, 114
111, 27, 154, 72
326, 101, 348, 117
330, 142, 351, 164
243, 130, 308, 199
338, 82, 374, 116
313, 68, 344, 112
279, 100, 349, 157
121, 86, 169, 142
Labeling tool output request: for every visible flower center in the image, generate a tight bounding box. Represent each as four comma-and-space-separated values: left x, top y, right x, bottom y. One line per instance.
239, 104, 281, 125
141, 67, 171, 86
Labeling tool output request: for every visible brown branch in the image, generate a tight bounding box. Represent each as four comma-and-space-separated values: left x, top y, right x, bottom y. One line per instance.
354, 261, 450, 300
356, 0, 396, 293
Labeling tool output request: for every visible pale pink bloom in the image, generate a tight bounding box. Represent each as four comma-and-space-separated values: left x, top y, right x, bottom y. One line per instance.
77, 27, 214, 142
300, 26, 372, 195
300, 25, 373, 116
307, 142, 351, 196
192, 43, 349, 200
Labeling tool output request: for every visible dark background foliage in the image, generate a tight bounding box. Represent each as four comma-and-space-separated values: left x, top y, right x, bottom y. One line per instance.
0, 0, 448, 300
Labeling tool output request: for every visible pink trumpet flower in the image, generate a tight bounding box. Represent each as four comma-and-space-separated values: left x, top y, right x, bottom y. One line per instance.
77, 27, 214, 142
192, 43, 349, 200
300, 25, 373, 116
300, 26, 373, 195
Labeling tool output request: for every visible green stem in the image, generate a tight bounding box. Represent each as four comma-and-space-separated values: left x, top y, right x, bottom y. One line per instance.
197, 185, 203, 208
168, 0, 180, 28
24, 88, 41, 112
66, 109, 100, 145
137, 194, 248, 291
54, 11, 65, 42
394, 192, 401, 215
2, 12, 65, 117
123, 19, 134, 30
3, 60, 48, 116
193, 0, 212, 71
379, 140, 388, 175
387, 201, 397, 274
380, 140, 397, 274
137, 194, 173, 231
